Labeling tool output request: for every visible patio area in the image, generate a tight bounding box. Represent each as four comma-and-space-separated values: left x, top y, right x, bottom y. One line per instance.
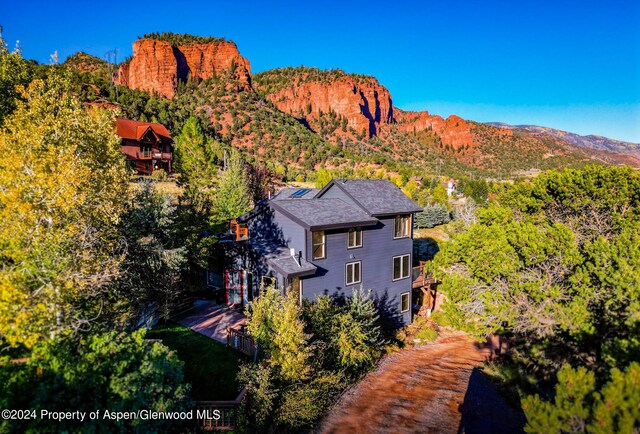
174, 300, 247, 344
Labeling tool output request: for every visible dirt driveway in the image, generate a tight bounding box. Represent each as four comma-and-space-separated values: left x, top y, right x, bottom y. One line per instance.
319, 333, 525, 434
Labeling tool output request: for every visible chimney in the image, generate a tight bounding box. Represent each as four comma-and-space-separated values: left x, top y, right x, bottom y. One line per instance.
291, 248, 301, 267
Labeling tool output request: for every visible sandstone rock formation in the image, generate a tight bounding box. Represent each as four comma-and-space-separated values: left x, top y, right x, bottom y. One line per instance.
117, 38, 251, 98
262, 74, 393, 137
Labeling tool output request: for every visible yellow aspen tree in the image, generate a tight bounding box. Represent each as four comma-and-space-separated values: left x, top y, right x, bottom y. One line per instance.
0, 73, 129, 347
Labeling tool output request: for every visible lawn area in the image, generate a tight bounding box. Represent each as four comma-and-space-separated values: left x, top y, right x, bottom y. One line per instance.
147, 321, 244, 401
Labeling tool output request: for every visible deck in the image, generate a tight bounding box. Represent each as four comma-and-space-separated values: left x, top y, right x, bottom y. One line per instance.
174, 300, 246, 344
412, 263, 442, 313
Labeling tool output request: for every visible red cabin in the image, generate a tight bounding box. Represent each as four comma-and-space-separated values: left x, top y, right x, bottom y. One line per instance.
116, 118, 173, 175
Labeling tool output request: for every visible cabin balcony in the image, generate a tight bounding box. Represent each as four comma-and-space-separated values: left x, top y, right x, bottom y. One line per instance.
136, 151, 172, 160
153, 152, 172, 161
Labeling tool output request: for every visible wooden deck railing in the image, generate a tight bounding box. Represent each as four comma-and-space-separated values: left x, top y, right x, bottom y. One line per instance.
227, 327, 257, 359
197, 388, 247, 431
412, 265, 438, 289
136, 150, 152, 159
136, 151, 172, 160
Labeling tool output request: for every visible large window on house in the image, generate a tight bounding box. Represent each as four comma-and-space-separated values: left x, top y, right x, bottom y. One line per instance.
394, 215, 411, 239
346, 261, 361, 286
312, 230, 326, 260
401, 292, 410, 313
393, 254, 410, 281
347, 227, 362, 249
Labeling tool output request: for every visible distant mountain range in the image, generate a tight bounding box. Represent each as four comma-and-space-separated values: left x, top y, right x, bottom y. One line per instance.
486, 123, 640, 159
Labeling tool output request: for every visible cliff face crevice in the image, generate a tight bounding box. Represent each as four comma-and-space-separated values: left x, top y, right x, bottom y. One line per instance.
254, 69, 480, 148
259, 75, 393, 138
116, 38, 251, 98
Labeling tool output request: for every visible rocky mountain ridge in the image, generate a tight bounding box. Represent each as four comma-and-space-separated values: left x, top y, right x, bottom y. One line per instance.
70, 34, 639, 176
487, 122, 640, 158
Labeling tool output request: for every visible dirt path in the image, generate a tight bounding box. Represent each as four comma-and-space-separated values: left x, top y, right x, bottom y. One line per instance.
319, 333, 525, 434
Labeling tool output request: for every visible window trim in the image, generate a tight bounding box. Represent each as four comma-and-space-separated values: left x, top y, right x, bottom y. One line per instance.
312, 230, 326, 260
393, 214, 412, 239
345, 261, 362, 286
392, 254, 411, 281
400, 292, 410, 313
347, 227, 363, 249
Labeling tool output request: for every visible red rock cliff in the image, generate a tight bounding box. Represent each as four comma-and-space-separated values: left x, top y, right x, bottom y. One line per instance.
117, 38, 251, 98
258, 70, 483, 147
395, 110, 481, 150
263, 74, 393, 137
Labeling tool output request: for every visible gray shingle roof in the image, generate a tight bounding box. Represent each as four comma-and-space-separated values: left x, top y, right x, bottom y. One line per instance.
325, 179, 422, 216
251, 240, 317, 277
270, 198, 378, 230
268, 251, 317, 277
271, 187, 320, 200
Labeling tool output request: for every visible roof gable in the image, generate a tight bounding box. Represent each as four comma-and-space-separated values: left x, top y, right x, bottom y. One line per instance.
115, 118, 172, 142
270, 198, 378, 230
317, 179, 422, 216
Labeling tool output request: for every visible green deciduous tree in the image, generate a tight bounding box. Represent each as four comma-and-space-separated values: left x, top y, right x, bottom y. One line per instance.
431, 183, 449, 207
304, 287, 382, 376
240, 286, 384, 431
402, 180, 418, 199
245, 287, 311, 382
214, 149, 250, 222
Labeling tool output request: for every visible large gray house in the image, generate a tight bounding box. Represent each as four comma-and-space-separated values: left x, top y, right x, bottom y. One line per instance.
223, 179, 422, 325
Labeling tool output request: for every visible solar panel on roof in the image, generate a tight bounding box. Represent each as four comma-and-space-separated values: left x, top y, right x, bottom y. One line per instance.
289, 188, 311, 198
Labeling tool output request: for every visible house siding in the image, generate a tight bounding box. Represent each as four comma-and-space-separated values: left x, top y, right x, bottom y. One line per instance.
302, 216, 413, 326
230, 181, 419, 327
273, 210, 306, 256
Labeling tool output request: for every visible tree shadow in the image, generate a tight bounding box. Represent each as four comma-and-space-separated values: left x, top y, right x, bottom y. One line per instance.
375, 291, 405, 334
413, 236, 440, 262
457, 367, 526, 434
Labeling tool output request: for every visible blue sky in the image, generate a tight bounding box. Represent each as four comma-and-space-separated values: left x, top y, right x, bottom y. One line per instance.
2, 0, 639, 142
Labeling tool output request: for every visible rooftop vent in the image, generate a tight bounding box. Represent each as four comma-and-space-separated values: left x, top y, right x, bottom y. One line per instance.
289, 188, 311, 199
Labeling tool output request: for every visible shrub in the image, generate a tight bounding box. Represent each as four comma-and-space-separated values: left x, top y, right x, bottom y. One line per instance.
150, 168, 168, 181
414, 204, 451, 228
415, 326, 439, 342
241, 287, 384, 431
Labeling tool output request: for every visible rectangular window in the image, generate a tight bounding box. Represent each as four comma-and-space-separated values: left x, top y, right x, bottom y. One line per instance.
312, 230, 326, 260
401, 292, 410, 313
393, 254, 410, 280
347, 227, 362, 249
346, 261, 361, 286
394, 215, 411, 239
